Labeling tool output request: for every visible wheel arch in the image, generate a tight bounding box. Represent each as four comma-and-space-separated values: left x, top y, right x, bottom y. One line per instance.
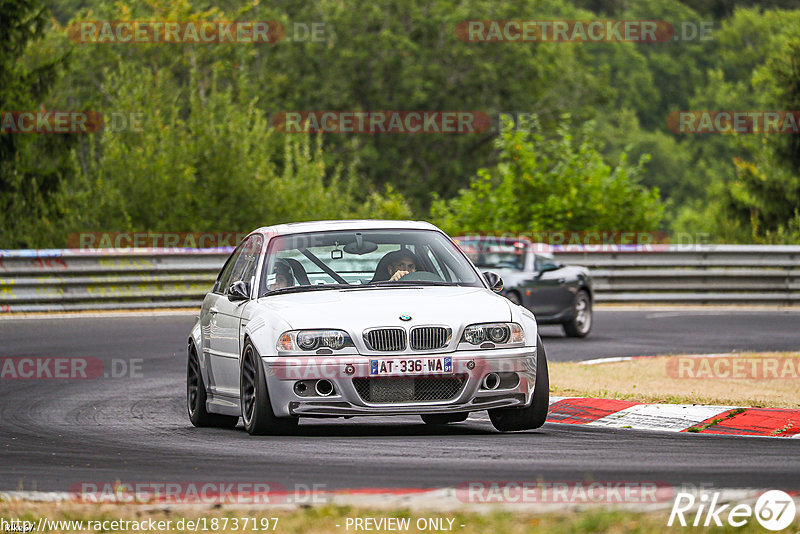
240, 332, 254, 367
186, 334, 209, 389
577, 283, 593, 303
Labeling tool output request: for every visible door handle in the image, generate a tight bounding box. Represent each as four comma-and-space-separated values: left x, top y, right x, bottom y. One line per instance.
209, 307, 219, 315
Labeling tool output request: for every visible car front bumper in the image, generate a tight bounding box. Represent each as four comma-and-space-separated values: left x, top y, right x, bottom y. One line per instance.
261, 347, 538, 417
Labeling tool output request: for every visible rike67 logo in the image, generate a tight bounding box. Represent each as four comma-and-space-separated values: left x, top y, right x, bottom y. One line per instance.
668, 490, 797, 530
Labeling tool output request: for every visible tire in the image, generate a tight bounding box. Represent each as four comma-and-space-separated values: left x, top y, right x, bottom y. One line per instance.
240, 340, 299, 436
563, 289, 592, 338
505, 291, 522, 305
488, 335, 549, 432
187, 344, 239, 429
421, 413, 469, 425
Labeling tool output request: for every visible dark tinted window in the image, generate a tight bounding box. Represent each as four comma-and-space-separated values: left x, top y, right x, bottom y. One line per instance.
535, 253, 560, 272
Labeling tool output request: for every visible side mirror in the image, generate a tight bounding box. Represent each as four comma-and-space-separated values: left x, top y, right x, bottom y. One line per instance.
483, 271, 504, 293
227, 280, 250, 302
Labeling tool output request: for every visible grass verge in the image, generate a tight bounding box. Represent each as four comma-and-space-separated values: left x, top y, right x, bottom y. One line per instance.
0, 501, 790, 534
549, 351, 800, 409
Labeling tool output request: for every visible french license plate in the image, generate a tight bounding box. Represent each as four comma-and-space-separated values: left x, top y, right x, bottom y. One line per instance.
370, 357, 452, 376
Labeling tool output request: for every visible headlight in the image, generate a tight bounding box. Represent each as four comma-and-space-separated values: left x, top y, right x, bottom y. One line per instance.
277, 330, 353, 352
463, 325, 487, 345
461, 323, 524, 347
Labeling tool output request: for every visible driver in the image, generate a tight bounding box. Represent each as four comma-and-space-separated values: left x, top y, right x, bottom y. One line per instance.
269, 259, 295, 290
384, 249, 419, 281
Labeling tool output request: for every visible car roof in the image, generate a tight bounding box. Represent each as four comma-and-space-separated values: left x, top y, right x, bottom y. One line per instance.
251, 219, 440, 237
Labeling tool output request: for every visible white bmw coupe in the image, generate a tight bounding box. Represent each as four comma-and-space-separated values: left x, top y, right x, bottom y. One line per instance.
187, 220, 549, 434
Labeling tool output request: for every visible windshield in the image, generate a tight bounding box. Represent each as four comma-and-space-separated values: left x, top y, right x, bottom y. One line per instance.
456, 239, 527, 271
259, 229, 483, 296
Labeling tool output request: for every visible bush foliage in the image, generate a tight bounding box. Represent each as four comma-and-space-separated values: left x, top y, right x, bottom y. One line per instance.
1, 0, 799, 246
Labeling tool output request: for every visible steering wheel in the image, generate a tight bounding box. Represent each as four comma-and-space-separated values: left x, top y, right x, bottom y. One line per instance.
396, 271, 443, 282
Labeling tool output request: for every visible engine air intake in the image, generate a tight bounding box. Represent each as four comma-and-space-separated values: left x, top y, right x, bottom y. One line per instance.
353, 375, 467, 403
363, 328, 407, 351
409, 326, 451, 350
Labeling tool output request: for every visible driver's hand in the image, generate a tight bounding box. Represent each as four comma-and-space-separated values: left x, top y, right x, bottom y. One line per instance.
389, 270, 408, 281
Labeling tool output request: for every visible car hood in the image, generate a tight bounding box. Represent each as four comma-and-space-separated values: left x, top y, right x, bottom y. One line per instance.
254, 286, 511, 331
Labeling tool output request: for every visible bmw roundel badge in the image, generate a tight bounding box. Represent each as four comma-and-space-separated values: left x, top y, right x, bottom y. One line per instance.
399, 314, 412, 321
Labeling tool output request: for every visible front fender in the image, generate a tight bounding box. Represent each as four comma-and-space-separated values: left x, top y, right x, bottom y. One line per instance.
508, 300, 538, 349
189, 317, 202, 352
241, 308, 293, 361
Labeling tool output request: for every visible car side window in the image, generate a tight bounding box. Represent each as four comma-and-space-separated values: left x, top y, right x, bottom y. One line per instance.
226, 235, 263, 295
535, 254, 559, 272
213, 246, 245, 294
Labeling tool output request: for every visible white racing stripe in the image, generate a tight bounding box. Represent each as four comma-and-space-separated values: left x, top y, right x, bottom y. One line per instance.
588, 404, 737, 432
579, 354, 738, 366
580, 356, 636, 366
0, 491, 70, 501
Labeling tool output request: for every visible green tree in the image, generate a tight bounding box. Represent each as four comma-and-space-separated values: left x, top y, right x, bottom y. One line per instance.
246, 0, 612, 210
596, 108, 697, 214
60, 62, 410, 238
0, 0, 70, 247
676, 0, 799, 19
714, 36, 800, 242
430, 117, 663, 235
667, 8, 800, 242
8, 0, 800, 247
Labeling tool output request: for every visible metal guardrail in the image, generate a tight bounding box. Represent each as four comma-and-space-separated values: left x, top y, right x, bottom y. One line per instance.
0, 245, 798, 312
554, 245, 800, 305
0, 248, 230, 312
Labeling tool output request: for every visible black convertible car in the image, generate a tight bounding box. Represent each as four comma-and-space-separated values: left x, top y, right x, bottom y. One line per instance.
455, 236, 593, 337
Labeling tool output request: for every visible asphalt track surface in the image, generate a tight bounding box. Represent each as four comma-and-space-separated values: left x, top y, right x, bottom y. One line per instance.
1, 309, 799, 493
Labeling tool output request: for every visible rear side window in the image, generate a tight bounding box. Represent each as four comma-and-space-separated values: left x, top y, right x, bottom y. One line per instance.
535, 254, 559, 271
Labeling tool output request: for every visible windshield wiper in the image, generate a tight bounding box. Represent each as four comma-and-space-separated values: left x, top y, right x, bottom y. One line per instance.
265, 283, 351, 296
